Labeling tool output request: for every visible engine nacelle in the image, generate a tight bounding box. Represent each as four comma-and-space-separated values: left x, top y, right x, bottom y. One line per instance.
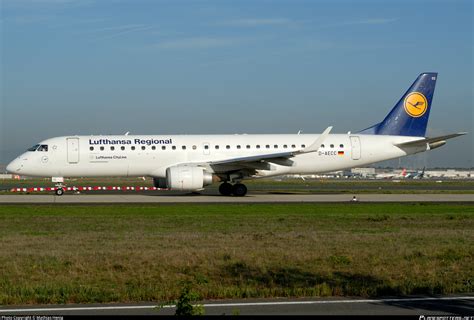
166, 166, 214, 191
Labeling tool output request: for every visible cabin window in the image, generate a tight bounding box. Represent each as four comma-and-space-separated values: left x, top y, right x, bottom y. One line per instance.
110, 146, 115, 151
226, 145, 230, 149
265, 145, 270, 149
274, 144, 278, 149
283, 144, 288, 148
237, 145, 241, 149
100, 146, 105, 151
321, 144, 325, 148
182, 146, 186, 150
291, 144, 296, 148
330, 144, 334, 148
256, 145, 260, 149
301, 144, 306, 148
246, 145, 251, 149
131, 146, 135, 150
27, 144, 40, 152
141, 146, 146, 150
152, 146, 156, 150
172, 146, 176, 150
204, 145, 209, 150
192, 145, 197, 150
162, 146, 166, 150
215, 145, 219, 149
340, 144, 344, 148
121, 146, 125, 151
90, 146, 94, 151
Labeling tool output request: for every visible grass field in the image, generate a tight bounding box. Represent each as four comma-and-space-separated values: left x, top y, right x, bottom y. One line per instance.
0, 203, 473, 305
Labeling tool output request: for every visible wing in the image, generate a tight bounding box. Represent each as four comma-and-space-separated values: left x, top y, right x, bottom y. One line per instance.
183, 126, 333, 174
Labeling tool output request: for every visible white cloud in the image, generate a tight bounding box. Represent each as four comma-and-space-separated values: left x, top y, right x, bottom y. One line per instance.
152, 37, 244, 50
353, 18, 398, 25
3, 0, 96, 6
217, 18, 293, 27
94, 24, 148, 32
322, 18, 398, 28
92, 24, 155, 40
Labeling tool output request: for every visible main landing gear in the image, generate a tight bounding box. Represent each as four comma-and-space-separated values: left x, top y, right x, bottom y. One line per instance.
219, 182, 247, 197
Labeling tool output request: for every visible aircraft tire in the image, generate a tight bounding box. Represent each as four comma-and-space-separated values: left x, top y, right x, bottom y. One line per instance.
232, 183, 247, 197
55, 188, 64, 196
219, 183, 233, 196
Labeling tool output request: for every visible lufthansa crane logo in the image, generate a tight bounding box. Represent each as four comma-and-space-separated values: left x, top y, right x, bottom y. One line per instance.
404, 92, 428, 117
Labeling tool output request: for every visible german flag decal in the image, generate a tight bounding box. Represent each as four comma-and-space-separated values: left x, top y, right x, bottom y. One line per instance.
338, 151, 344, 155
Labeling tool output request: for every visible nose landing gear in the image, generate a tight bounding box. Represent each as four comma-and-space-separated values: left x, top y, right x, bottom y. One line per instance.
52, 177, 66, 196
218, 182, 248, 197
55, 188, 64, 196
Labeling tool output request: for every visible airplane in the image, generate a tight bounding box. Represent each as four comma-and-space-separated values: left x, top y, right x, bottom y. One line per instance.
375, 167, 426, 180
402, 167, 426, 179
6, 72, 467, 196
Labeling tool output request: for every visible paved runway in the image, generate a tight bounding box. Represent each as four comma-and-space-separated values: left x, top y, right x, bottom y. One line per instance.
0, 296, 473, 315
0, 193, 473, 203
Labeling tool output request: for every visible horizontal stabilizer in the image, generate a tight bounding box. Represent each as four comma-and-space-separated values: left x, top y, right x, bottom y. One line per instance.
395, 132, 467, 147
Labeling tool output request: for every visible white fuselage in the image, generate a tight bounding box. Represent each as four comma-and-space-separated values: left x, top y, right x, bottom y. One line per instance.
6, 134, 425, 180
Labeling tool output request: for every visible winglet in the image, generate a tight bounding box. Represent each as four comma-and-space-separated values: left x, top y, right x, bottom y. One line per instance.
300, 126, 333, 153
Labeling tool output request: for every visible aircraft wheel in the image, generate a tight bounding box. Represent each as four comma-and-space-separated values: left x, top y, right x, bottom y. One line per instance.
55, 188, 64, 196
219, 183, 233, 196
232, 183, 247, 197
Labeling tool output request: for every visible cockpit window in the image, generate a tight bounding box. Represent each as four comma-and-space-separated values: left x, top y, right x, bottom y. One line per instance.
27, 144, 40, 151
37, 145, 48, 152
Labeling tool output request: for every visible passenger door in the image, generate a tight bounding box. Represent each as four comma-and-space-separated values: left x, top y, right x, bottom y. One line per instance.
350, 136, 361, 160
67, 138, 80, 163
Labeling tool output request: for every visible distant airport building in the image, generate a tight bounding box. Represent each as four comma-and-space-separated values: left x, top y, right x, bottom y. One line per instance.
351, 168, 376, 177
424, 169, 472, 179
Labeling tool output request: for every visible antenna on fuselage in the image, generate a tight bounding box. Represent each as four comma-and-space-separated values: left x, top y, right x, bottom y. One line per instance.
125, 131, 130, 136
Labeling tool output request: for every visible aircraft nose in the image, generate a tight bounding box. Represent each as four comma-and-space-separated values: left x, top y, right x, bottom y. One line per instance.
6, 158, 21, 173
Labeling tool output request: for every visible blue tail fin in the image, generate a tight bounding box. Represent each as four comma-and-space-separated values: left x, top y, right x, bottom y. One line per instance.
358, 73, 437, 137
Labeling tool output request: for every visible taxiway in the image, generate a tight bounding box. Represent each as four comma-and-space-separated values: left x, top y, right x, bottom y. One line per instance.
0, 296, 472, 315
0, 193, 473, 204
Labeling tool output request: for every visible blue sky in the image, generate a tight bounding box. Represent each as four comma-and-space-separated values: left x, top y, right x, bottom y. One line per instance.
1, 0, 473, 168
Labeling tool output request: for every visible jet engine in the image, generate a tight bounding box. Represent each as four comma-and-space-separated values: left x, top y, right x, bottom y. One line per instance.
158, 166, 215, 191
